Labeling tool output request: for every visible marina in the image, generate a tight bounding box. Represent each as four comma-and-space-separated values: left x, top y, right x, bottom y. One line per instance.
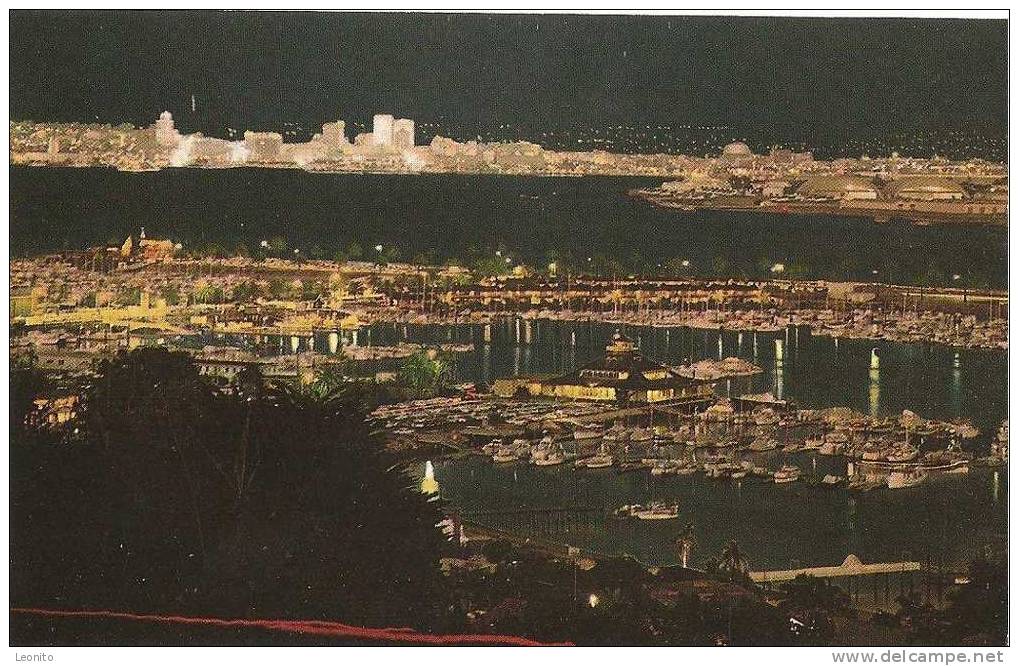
381, 323, 1007, 576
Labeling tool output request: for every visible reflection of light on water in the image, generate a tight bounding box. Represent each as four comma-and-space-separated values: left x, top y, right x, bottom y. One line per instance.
753, 332, 759, 360
290, 336, 300, 353
951, 351, 961, 410
867, 348, 881, 416
993, 471, 1000, 503
352, 330, 358, 346
328, 331, 339, 354
773, 338, 784, 399
737, 332, 743, 353
717, 334, 723, 360
482, 344, 492, 386
420, 460, 439, 495
868, 368, 880, 417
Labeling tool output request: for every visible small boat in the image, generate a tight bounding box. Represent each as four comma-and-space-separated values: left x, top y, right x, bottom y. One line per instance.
650, 460, 675, 476
492, 448, 522, 464
886, 445, 919, 463
674, 461, 700, 476
577, 442, 614, 469
754, 408, 780, 426
887, 469, 928, 489
798, 437, 823, 454
578, 454, 614, 469
629, 428, 654, 443
821, 474, 846, 487
749, 437, 778, 452
534, 450, 567, 466
774, 465, 801, 484
615, 502, 680, 520
573, 426, 603, 440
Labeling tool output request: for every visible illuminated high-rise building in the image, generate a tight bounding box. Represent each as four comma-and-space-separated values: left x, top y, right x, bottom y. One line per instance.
372, 113, 394, 146
392, 118, 415, 149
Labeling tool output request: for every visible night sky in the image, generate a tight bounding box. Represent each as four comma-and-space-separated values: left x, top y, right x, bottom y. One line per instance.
10, 11, 1008, 137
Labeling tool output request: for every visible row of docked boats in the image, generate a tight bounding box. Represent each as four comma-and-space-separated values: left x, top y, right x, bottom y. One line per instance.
482, 436, 571, 466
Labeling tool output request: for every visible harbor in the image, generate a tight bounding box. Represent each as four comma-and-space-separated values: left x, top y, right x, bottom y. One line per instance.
381, 325, 1007, 582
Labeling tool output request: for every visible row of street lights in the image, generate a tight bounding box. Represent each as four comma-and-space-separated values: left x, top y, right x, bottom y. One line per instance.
255, 239, 969, 284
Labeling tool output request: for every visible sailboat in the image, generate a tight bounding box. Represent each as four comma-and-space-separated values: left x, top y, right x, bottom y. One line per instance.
577, 442, 614, 469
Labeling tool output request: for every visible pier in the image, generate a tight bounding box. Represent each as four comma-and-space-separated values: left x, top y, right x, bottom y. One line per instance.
749, 554, 920, 584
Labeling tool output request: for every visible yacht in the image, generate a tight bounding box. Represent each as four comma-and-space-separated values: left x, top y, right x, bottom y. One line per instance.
615, 502, 680, 520
577, 443, 614, 469
774, 465, 801, 484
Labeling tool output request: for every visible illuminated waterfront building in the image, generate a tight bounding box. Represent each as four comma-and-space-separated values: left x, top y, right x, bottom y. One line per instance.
797, 175, 880, 200
243, 130, 284, 161
153, 110, 180, 147
538, 333, 714, 404
885, 175, 967, 200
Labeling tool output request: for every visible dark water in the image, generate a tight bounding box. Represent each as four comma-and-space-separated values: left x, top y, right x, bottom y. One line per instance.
10, 167, 1008, 288
364, 319, 1008, 431
430, 456, 1006, 573
194, 319, 1008, 570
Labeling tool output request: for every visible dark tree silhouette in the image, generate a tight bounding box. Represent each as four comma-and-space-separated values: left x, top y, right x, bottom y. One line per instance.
11, 348, 450, 636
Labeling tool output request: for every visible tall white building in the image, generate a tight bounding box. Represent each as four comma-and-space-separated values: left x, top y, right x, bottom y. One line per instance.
372, 114, 394, 146
154, 110, 180, 147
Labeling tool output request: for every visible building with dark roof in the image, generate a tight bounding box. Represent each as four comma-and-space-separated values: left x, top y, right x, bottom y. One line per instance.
539, 333, 714, 404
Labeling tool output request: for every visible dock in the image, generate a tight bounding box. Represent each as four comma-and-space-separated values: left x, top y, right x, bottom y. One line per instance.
749, 554, 920, 584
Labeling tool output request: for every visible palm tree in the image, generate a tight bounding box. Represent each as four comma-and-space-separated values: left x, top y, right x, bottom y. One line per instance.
398, 351, 450, 398
718, 540, 749, 579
